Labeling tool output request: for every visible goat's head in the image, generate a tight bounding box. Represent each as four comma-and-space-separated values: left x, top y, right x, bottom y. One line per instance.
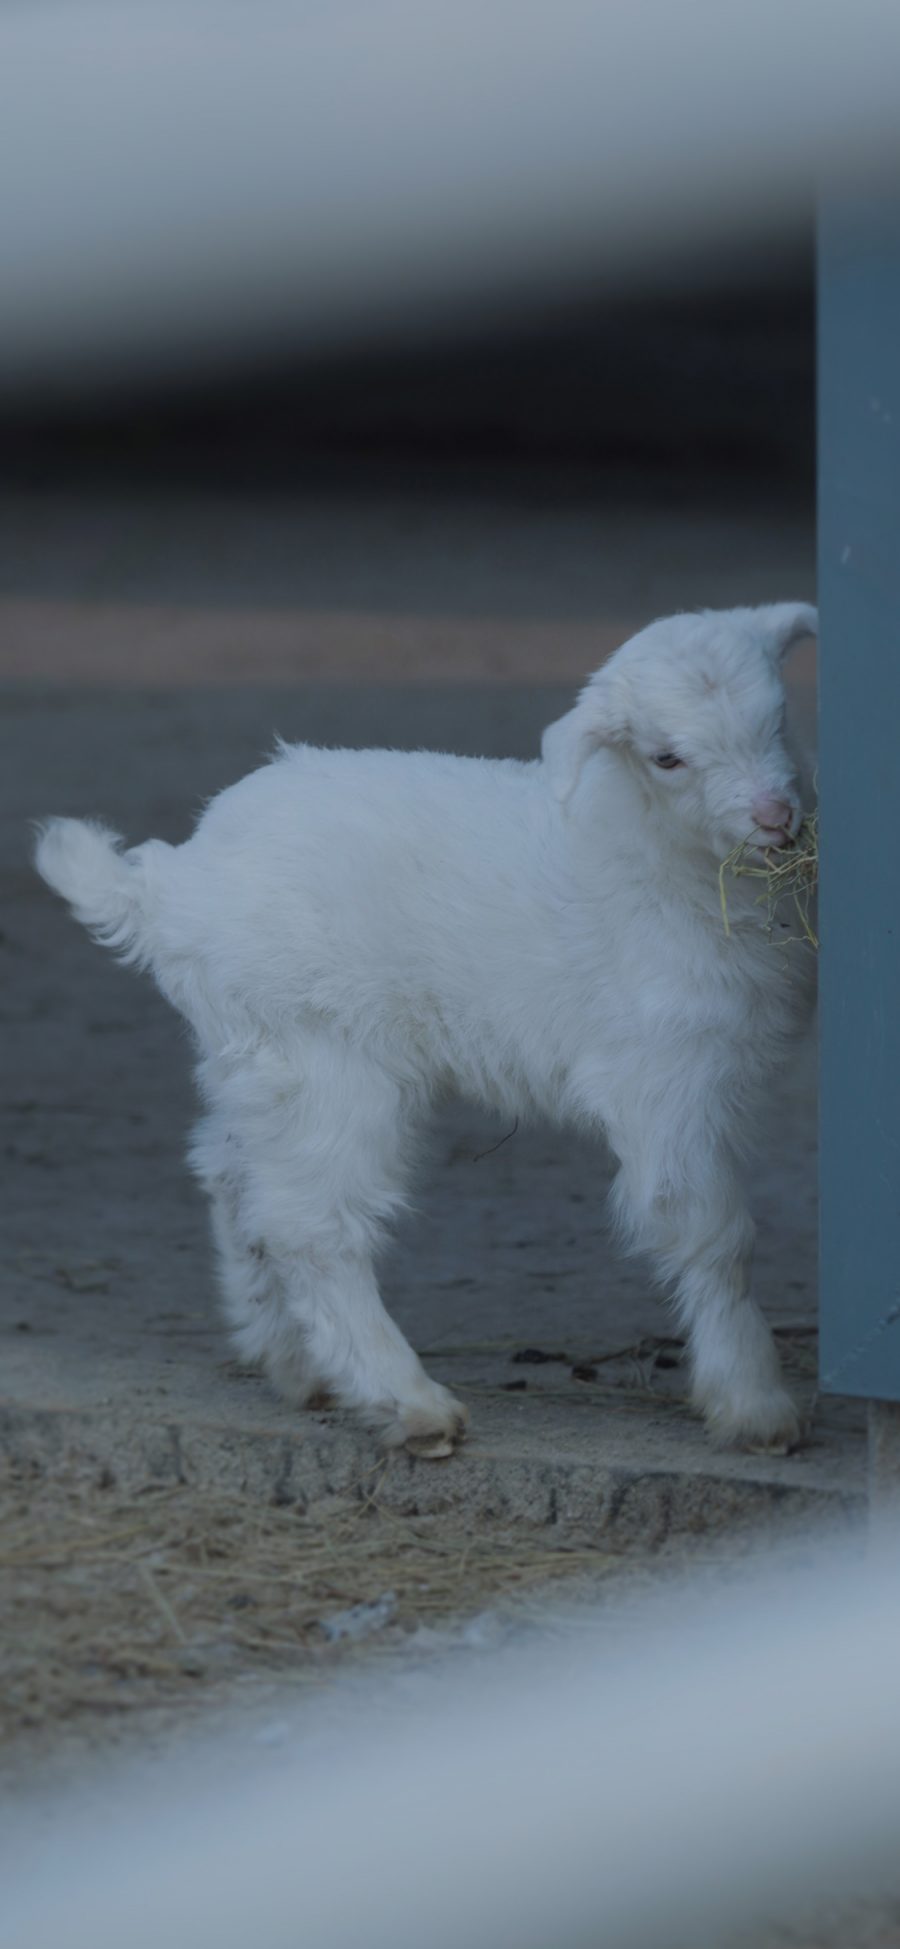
541, 603, 816, 859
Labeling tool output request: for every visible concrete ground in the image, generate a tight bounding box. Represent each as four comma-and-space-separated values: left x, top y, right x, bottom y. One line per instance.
0, 472, 862, 1547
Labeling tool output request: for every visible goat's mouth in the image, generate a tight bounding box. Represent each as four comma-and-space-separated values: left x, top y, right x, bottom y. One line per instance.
746, 816, 800, 856
752, 828, 796, 855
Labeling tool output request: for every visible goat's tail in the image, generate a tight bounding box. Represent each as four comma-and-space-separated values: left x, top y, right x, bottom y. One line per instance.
33, 818, 168, 969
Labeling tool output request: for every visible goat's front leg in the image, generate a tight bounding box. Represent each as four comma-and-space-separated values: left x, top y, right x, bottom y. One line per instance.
612, 1158, 800, 1452
670, 1205, 800, 1451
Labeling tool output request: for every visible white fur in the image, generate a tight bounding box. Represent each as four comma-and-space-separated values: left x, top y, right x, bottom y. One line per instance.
34, 602, 817, 1455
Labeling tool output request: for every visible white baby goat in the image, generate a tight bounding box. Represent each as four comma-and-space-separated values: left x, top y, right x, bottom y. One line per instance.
35, 602, 817, 1457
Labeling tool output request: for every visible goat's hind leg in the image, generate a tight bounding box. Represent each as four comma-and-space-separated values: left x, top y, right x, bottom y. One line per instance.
193, 1115, 321, 1405
193, 1059, 468, 1457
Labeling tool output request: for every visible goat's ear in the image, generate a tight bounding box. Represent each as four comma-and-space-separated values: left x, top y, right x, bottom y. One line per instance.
541, 674, 624, 805
759, 603, 818, 663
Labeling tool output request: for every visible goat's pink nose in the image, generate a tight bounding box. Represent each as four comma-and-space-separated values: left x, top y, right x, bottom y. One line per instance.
751, 794, 795, 835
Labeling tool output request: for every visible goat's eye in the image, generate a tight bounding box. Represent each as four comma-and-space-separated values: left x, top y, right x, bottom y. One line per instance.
653, 752, 684, 770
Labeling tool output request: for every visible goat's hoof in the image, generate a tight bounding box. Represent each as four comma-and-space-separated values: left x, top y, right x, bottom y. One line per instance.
380, 1390, 469, 1461
405, 1430, 458, 1460
744, 1426, 803, 1458
701, 1392, 802, 1456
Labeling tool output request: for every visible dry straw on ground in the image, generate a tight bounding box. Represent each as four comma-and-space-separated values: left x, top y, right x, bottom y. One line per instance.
0, 1464, 620, 1746
719, 812, 819, 949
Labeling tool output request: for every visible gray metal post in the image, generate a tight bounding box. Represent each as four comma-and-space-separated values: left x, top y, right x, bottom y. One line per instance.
818, 201, 900, 1407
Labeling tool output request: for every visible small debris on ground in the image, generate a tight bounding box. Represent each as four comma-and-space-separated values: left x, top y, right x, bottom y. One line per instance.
321, 1592, 398, 1643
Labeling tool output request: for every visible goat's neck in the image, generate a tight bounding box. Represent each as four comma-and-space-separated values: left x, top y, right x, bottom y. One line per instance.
572, 758, 743, 925
637, 805, 728, 922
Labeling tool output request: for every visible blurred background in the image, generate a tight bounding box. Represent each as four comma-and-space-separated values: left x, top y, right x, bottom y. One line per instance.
0, 243, 815, 691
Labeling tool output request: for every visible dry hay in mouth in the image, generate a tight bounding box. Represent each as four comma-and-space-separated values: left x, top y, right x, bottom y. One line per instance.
718, 811, 819, 949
